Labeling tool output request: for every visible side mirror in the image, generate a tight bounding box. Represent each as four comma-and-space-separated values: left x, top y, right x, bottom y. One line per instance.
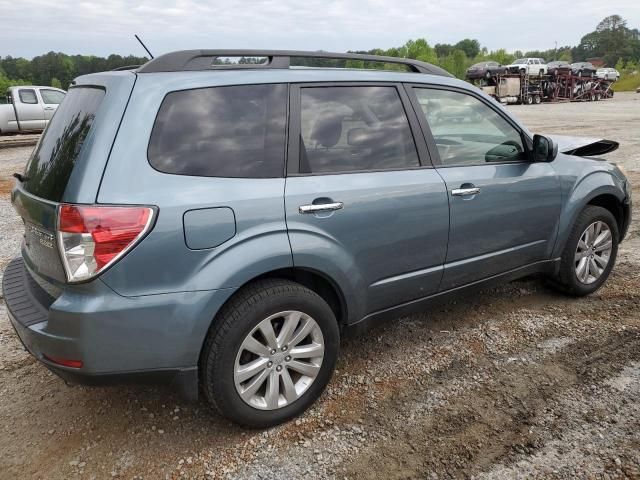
532, 134, 558, 162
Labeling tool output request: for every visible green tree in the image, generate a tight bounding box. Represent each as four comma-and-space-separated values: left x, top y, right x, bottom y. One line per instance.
454, 39, 480, 59
51, 77, 62, 88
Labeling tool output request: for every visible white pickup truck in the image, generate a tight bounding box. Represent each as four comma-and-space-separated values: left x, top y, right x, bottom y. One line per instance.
504, 58, 548, 76
0, 86, 66, 134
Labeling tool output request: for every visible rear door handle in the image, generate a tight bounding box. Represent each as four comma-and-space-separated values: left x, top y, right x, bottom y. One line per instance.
451, 187, 481, 196
43, 107, 55, 110
299, 202, 344, 214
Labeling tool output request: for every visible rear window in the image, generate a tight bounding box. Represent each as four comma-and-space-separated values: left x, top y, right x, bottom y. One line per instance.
23, 87, 105, 201
148, 84, 288, 178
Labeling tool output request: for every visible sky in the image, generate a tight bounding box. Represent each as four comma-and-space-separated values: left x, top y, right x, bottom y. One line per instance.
1, 0, 639, 59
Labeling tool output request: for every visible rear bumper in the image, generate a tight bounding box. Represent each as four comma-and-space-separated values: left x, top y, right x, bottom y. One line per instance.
2, 257, 236, 399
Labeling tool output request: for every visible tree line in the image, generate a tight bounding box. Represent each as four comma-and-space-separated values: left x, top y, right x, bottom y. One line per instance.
1, 14, 639, 94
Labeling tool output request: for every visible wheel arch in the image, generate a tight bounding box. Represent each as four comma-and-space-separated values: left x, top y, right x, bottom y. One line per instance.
249, 267, 349, 328
553, 179, 626, 258
196, 267, 349, 381
586, 193, 626, 238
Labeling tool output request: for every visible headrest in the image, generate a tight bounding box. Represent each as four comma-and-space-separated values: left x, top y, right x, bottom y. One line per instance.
310, 113, 343, 148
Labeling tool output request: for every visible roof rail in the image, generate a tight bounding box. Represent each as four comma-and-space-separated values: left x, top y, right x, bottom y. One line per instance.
111, 65, 142, 71
136, 49, 453, 77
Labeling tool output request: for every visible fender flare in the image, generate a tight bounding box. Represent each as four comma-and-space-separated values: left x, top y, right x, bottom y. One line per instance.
552, 172, 625, 258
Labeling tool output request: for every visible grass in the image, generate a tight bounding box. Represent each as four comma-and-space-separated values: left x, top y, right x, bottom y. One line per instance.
613, 73, 640, 91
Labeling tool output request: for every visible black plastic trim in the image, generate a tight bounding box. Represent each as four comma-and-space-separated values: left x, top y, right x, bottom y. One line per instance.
2, 257, 54, 327
137, 49, 453, 77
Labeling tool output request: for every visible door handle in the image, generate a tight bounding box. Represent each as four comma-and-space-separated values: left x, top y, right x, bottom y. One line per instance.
451, 187, 481, 196
43, 107, 55, 110
299, 202, 344, 214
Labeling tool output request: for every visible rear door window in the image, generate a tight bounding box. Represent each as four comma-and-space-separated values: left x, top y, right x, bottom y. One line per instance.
148, 84, 288, 178
23, 87, 105, 201
297, 86, 419, 173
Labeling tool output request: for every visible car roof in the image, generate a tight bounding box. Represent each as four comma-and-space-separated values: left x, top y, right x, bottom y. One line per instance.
130, 67, 470, 90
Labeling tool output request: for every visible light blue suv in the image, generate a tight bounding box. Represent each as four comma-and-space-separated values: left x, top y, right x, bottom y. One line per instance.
3, 50, 632, 427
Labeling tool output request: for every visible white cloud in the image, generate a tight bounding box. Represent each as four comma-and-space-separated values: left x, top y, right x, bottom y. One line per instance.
0, 0, 639, 58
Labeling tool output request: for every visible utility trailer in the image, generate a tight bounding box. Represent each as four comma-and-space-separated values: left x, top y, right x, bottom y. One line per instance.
474, 72, 613, 105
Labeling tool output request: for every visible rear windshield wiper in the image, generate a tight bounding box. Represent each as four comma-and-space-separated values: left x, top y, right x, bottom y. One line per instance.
13, 173, 29, 182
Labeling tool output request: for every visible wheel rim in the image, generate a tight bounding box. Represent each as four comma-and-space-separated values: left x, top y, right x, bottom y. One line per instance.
574, 221, 613, 284
234, 310, 324, 410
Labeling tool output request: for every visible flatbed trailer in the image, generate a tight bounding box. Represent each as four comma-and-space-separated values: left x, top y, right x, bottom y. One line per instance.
473, 72, 614, 105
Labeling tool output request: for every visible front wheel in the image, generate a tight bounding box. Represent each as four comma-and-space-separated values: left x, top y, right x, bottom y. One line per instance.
551, 206, 618, 296
201, 279, 340, 427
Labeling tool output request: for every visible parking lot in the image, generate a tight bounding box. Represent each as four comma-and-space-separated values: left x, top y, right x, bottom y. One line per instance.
0, 92, 639, 479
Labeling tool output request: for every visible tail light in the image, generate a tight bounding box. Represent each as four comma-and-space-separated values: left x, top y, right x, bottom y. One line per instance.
57, 204, 155, 283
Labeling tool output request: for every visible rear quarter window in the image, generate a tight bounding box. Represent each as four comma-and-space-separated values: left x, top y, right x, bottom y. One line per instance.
148, 84, 288, 178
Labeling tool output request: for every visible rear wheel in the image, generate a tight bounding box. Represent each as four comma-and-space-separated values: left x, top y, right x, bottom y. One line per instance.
550, 206, 618, 296
525, 95, 534, 105
534, 95, 542, 104
201, 279, 340, 427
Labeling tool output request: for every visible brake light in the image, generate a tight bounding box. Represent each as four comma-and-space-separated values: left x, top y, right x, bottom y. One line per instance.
57, 204, 154, 282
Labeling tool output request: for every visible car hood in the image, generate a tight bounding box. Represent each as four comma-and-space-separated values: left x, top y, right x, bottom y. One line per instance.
546, 134, 619, 156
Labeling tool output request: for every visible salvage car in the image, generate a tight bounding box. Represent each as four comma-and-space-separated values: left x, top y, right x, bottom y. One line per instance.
465, 61, 506, 79
3, 50, 632, 427
596, 68, 620, 81
0, 86, 66, 134
547, 60, 572, 76
571, 62, 597, 77
505, 58, 548, 76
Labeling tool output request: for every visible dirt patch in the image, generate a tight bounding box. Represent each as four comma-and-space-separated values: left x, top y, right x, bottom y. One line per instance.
0, 177, 14, 198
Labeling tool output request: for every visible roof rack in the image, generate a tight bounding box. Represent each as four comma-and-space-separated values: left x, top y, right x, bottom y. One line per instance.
111, 65, 142, 71
136, 49, 453, 77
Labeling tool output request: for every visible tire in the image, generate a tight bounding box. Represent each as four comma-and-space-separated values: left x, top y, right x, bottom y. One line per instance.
539, 69, 544, 76
551, 206, 619, 296
485, 70, 491, 80
201, 278, 340, 427
525, 96, 534, 105
520, 68, 526, 75
534, 95, 542, 104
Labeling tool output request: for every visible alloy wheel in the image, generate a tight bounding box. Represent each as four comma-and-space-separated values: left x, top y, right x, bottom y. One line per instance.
234, 311, 325, 410
574, 221, 613, 284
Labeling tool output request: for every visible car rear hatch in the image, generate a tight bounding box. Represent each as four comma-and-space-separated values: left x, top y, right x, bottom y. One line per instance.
11, 72, 136, 291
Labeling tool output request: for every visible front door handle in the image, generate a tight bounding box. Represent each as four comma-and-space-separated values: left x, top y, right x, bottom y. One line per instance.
451, 187, 481, 196
299, 202, 344, 214
43, 107, 55, 110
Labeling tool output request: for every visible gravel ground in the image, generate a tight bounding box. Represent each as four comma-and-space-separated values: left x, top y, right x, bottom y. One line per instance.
0, 92, 639, 479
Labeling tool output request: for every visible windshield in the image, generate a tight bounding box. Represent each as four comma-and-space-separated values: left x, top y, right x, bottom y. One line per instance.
23, 87, 105, 201
513, 59, 526, 64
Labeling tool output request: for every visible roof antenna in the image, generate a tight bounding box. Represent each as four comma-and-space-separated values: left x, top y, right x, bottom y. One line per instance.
135, 34, 154, 59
